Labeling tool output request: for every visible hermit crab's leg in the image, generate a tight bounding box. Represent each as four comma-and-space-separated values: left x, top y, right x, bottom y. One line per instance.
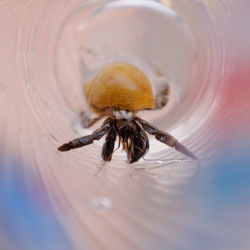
101, 125, 117, 161
58, 118, 112, 152
153, 82, 170, 110
128, 121, 149, 163
80, 111, 103, 128
135, 117, 197, 160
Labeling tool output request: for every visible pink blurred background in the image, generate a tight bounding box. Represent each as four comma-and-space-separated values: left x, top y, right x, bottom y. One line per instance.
1, 0, 250, 249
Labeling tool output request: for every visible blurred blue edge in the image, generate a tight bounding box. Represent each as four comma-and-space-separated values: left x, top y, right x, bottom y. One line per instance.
0, 154, 73, 250
198, 139, 250, 208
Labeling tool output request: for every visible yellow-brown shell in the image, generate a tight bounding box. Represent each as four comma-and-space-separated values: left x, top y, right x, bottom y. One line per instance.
83, 62, 154, 114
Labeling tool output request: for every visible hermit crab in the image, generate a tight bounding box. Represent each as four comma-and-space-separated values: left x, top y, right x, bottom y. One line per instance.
58, 62, 197, 163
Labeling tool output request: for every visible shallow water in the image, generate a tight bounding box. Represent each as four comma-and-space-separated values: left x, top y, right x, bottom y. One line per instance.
1, 0, 250, 249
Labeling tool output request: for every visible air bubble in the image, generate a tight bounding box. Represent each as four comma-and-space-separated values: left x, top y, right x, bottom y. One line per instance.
90, 196, 113, 213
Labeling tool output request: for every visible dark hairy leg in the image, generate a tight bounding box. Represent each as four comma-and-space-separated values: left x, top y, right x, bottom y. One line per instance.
101, 125, 117, 161
58, 118, 112, 151
128, 120, 149, 163
135, 117, 197, 160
